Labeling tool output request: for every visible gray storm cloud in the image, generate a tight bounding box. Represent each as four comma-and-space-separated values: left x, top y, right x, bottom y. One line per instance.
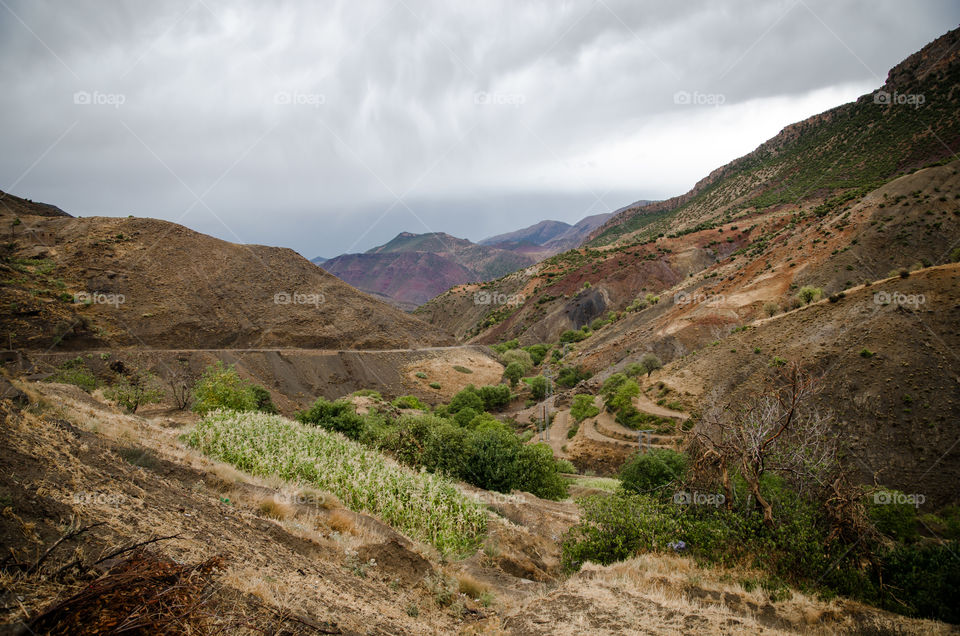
0, 0, 956, 257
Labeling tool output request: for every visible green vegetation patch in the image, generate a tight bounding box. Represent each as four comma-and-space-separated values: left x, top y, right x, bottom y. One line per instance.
186, 410, 486, 555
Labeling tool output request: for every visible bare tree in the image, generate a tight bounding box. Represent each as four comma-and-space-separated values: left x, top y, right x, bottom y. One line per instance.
691, 362, 839, 526
168, 361, 192, 411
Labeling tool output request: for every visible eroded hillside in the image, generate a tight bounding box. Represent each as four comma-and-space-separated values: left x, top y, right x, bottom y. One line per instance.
0, 191, 452, 351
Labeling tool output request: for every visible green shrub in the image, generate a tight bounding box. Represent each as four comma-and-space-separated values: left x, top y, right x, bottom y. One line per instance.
514, 443, 568, 500
503, 362, 524, 387
449, 385, 484, 414
561, 493, 676, 571
454, 406, 480, 428
422, 420, 473, 478
392, 395, 426, 410
429, 382, 441, 389
619, 449, 687, 494
453, 365, 473, 374
296, 397, 365, 439
600, 373, 629, 400
556, 458, 576, 474
478, 384, 511, 411
797, 286, 822, 304
490, 339, 519, 354
251, 385, 278, 414
500, 349, 533, 373
462, 422, 521, 493
640, 354, 662, 376
878, 542, 960, 622
191, 361, 258, 415
104, 372, 165, 413
607, 378, 639, 413
571, 394, 600, 423
523, 344, 549, 366
523, 376, 548, 400
45, 357, 98, 392
559, 329, 588, 344
352, 389, 382, 400
868, 489, 919, 542
624, 362, 645, 377
556, 365, 591, 388
415, 371, 428, 379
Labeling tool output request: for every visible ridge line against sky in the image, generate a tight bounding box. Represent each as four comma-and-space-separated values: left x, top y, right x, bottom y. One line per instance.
1, 0, 957, 258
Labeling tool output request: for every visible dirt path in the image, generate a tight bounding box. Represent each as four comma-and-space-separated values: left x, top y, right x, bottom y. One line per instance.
20, 344, 484, 357
545, 409, 571, 457
634, 392, 689, 420
586, 396, 682, 450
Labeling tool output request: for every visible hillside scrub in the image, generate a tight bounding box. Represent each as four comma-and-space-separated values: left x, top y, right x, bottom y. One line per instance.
559, 329, 588, 344
523, 343, 549, 366
296, 386, 568, 501
570, 394, 600, 423
560, 471, 960, 623
555, 365, 591, 388
500, 348, 534, 373
523, 375, 549, 400
503, 362, 523, 387
104, 370, 165, 414
185, 410, 486, 555
191, 361, 275, 416
559, 361, 960, 622
44, 356, 99, 392
619, 449, 687, 494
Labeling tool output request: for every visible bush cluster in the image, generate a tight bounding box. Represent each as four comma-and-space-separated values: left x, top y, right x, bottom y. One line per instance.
191, 361, 276, 415
560, 455, 959, 623
295, 384, 567, 500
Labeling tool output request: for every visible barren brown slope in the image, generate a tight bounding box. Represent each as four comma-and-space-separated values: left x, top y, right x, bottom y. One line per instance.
582, 265, 960, 507
0, 196, 453, 350
321, 251, 475, 308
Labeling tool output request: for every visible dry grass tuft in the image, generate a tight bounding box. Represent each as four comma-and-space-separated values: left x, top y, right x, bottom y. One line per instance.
456, 571, 488, 600
327, 509, 356, 535
258, 497, 293, 521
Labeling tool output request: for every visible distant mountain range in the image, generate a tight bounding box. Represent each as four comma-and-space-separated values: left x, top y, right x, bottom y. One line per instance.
317, 212, 621, 309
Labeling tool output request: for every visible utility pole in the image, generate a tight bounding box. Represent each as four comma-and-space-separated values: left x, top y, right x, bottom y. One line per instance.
638, 429, 654, 453
542, 367, 552, 442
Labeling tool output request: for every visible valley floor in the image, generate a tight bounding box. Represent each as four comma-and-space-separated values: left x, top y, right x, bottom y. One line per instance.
0, 379, 951, 634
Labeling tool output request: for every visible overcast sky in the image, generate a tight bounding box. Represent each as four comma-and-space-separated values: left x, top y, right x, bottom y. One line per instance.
1, 1, 957, 258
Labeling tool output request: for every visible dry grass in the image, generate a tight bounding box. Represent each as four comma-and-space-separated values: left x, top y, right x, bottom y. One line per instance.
456, 571, 488, 599
258, 497, 294, 521
326, 509, 357, 535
